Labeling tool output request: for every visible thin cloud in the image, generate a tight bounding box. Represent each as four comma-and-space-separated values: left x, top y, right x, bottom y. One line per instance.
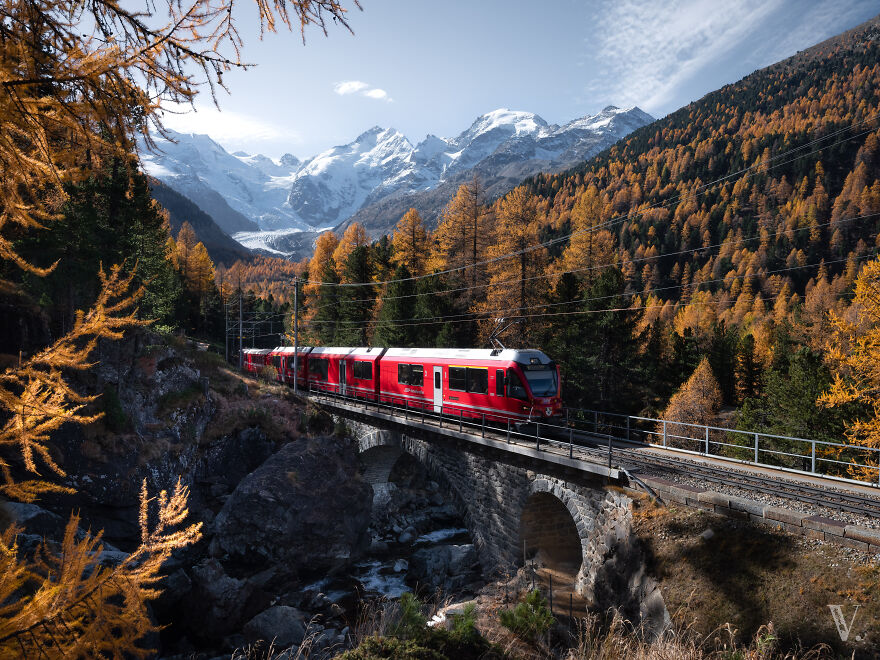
156, 102, 300, 152
333, 80, 393, 102
333, 80, 369, 95
584, 0, 783, 113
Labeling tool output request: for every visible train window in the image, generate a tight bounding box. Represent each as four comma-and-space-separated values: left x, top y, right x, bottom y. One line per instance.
410, 365, 424, 387
397, 363, 410, 385
507, 369, 528, 400
435, 371, 441, 389
449, 367, 466, 391
496, 369, 505, 396
272, 356, 283, 369
353, 360, 372, 380
309, 358, 329, 380
467, 368, 488, 394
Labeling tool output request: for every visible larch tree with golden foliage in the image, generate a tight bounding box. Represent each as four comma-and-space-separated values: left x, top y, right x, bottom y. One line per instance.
391, 208, 429, 276
477, 186, 548, 345
661, 357, 722, 446
429, 177, 493, 289
820, 257, 880, 480
0, 0, 358, 653
332, 223, 370, 281
560, 184, 616, 285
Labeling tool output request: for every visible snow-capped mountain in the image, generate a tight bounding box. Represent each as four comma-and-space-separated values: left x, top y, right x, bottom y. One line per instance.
142, 105, 653, 256
139, 131, 303, 234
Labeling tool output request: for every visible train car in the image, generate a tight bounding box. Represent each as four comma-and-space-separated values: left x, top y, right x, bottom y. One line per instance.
267, 346, 313, 387
306, 346, 386, 399
241, 348, 273, 376
380, 347, 562, 422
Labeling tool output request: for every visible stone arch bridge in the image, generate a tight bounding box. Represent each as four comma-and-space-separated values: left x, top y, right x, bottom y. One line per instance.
346, 410, 666, 626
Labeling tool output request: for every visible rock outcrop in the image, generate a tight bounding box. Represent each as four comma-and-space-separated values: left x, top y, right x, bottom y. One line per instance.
211, 436, 372, 575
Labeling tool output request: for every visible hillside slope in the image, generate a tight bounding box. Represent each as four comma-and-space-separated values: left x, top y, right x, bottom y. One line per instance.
521, 14, 880, 321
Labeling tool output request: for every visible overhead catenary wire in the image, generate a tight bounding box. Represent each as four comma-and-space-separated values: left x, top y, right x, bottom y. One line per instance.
303, 251, 874, 327
304, 210, 880, 312
297, 110, 880, 289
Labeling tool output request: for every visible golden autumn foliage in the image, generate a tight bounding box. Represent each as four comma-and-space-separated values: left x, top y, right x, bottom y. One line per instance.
0, 0, 358, 274
0, 0, 359, 653
0, 265, 147, 502
820, 257, 880, 470
390, 208, 429, 276
560, 184, 616, 284
428, 178, 493, 285
661, 358, 722, 437
476, 186, 548, 344
332, 223, 370, 281
0, 480, 201, 657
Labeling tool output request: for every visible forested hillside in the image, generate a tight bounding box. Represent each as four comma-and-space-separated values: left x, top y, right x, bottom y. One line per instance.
295, 16, 880, 450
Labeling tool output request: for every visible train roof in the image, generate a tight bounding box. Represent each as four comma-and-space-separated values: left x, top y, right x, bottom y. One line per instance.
383, 347, 553, 365
308, 346, 386, 357
242, 348, 273, 355
269, 346, 313, 354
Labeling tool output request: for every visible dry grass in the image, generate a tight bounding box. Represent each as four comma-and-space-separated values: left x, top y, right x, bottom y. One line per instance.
631, 496, 880, 657
565, 612, 832, 660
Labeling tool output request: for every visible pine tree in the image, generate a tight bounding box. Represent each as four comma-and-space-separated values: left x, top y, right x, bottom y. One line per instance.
373, 265, 418, 347
820, 257, 880, 479
336, 246, 374, 345
312, 258, 341, 345
735, 333, 763, 402
429, 177, 492, 290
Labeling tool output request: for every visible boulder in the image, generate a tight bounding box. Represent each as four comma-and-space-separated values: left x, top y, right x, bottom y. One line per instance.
184, 559, 255, 641
243, 605, 308, 649
211, 436, 372, 576
408, 544, 479, 592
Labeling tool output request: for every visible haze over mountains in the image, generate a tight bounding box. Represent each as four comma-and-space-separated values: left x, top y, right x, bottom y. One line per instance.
142, 105, 653, 258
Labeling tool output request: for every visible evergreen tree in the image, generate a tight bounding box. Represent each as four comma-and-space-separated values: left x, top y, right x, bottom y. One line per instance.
735, 333, 764, 402
374, 265, 418, 347
708, 322, 738, 405
568, 267, 639, 412
336, 246, 374, 345
312, 258, 341, 345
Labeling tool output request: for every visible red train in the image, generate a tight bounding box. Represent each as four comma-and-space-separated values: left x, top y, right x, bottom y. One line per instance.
241, 346, 563, 422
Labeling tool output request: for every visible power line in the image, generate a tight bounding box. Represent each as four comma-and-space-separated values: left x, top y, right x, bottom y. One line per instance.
304, 210, 880, 311
304, 252, 874, 327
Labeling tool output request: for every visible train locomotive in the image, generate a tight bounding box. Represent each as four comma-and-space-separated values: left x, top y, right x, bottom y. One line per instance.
242, 346, 563, 422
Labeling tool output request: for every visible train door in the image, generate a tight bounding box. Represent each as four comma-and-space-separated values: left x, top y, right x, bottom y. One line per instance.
339, 359, 347, 396
433, 366, 443, 413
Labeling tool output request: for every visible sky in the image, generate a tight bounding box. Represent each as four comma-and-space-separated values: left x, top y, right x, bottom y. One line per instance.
158, 0, 879, 160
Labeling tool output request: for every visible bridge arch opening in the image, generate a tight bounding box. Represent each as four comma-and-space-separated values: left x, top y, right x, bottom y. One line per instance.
359, 445, 403, 486
519, 492, 583, 576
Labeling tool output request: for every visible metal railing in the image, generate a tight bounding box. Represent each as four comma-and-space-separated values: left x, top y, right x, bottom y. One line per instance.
304, 384, 880, 488
565, 407, 880, 488
305, 384, 611, 467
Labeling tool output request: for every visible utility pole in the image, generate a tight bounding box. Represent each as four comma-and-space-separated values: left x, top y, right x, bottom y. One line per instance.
238, 290, 243, 369
224, 300, 229, 363
293, 275, 299, 394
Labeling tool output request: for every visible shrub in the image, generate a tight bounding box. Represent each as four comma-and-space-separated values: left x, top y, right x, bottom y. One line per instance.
498, 590, 554, 642
338, 636, 445, 660
101, 384, 130, 433
449, 603, 479, 646
389, 593, 427, 639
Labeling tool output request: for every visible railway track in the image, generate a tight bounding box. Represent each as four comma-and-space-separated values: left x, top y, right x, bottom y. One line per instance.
311, 391, 880, 519
564, 431, 880, 518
